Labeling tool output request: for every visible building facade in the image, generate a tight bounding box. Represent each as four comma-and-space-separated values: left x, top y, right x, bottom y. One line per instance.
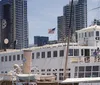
34, 36, 49, 46
57, 0, 87, 42
57, 16, 66, 41
0, 0, 28, 49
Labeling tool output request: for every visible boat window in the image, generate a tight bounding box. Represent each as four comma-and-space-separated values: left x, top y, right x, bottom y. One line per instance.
1, 71, 4, 73
74, 49, 79, 56
87, 32, 88, 37
79, 66, 84, 72
89, 32, 91, 37
92, 72, 98, 77
79, 33, 80, 38
5, 71, 7, 73
96, 31, 99, 36
86, 66, 91, 71
9, 56, 11, 61
31, 70, 34, 73
92, 31, 94, 36
85, 32, 87, 37
21, 54, 23, 60
84, 49, 90, 56
99, 73, 100, 77
82, 33, 83, 38
13, 55, 16, 61
59, 73, 63, 76
42, 73, 45, 75
53, 51, 57, 57
1, 56, 4, 62
93, 66, 99, 71
85, 72, 91, 77
75, 67, 78, 72
17, 55, 20, 60
47, 69, 51, 71
59, 76, 63, 80
69, 49, 73, 56
5, 56, 7, 61
32, 53, 34, 59
47, 51, 51, 58
74, 73, 77, 78
68, 73, 70, 78
59, 50, 64, 57
36, 52, 40, 59
81, 49, 84, 56
41, 52, 45, 58
41, 69, 45, 72
79, 73, 84, 78
59, 69, 64, 71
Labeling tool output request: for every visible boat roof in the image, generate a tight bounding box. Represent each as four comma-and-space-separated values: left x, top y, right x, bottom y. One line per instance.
76, 25, 100, 32
61, 77, 100, 84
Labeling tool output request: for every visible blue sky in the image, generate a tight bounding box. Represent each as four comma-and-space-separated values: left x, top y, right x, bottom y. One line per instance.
28, 0, 100, 44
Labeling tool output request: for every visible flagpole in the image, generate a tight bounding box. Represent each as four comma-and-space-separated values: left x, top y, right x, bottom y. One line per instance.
64, 0, 73, 79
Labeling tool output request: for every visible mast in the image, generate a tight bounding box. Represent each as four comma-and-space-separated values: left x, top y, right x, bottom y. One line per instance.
64, 0, 73, 79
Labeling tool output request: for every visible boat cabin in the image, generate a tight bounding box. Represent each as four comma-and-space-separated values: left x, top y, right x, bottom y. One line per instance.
76, 25, 100, 46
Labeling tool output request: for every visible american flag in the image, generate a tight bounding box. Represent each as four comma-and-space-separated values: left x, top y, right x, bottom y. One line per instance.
48, 28, 55, 34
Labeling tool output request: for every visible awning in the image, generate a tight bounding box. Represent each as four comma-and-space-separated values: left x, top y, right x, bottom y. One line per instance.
61, 77, 100, 84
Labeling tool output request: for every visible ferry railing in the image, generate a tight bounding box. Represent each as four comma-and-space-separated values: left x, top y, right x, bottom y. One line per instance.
69, 56, 100, 63
84, 56, 90, 63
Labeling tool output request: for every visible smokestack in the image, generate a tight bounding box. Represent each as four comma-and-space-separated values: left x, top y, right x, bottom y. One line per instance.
23, 50, 32, 74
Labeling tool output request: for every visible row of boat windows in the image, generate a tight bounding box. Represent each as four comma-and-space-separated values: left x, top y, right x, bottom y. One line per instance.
75, 66, 100, 72
32, 49, 94, 59
79, 31, 100, 38
0, 50, 64, 62
0, 48, 95, 62
69, 49, 94, 56
0, 50, 63, 62
1, 68, 69, 74
32, 50, 64, 59
75, 72, 100, 78
75, 66, 100, 78
1, 54, 23, 62
31, 68, 70, 72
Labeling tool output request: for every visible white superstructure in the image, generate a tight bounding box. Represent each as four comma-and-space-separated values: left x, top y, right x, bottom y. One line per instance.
0, 25, 100, 83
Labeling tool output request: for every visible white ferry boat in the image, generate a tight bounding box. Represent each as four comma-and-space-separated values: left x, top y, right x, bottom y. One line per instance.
0, 25, 100, 85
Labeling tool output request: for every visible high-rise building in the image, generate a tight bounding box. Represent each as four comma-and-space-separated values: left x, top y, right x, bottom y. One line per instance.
57, 0, 87, 41
34, 36, 49, 46
57, 16, 66, 41
0, 0, 28, 49
92, 19, 100, 26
